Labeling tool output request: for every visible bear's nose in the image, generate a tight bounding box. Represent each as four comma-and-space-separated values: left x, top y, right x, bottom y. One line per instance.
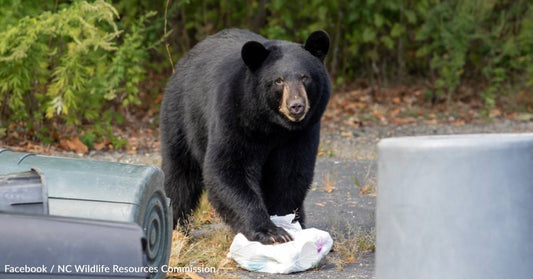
289, 100, 305, 116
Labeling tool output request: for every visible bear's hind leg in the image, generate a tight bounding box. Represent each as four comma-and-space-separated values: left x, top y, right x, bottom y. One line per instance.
162, 145, 204, 230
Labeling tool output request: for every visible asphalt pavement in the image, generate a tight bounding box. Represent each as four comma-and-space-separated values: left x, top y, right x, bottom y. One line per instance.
230, 158, 377, 279
57, 149, 378, 278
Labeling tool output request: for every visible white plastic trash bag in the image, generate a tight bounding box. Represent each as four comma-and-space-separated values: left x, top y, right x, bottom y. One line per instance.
226, 214, 333, 273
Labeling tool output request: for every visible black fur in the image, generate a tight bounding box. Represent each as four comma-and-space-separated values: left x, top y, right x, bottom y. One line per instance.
160, 29, 331, 244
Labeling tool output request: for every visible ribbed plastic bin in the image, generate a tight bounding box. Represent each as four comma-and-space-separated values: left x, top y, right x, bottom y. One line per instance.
0, 213, 148, 278
376, 133, 533, 279
0, 149, 172, 279
0, 169, 48, 214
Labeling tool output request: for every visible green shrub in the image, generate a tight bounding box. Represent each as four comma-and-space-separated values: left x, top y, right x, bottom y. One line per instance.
1, 0, 532, 148
0, 0, 155, 145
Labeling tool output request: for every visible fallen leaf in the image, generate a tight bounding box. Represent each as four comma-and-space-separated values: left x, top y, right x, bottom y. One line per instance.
154, 93, 163, 104
93, 142, 106, 151
425, 119, 438, 125
322, 172, 337, 193
506, 112, 518, 119
392, 117, 416, 125
390, 108, 401, 117
324, 185, 337, 193
59, 136, 88, 154
217, 258, 235, 271
185, 272, 204, 279
359, 185, 373, 196
452, 120, 466, 126
489, 108, 502, 118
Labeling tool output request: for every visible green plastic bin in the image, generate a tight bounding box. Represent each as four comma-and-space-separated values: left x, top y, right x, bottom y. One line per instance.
0, 149, 172, 279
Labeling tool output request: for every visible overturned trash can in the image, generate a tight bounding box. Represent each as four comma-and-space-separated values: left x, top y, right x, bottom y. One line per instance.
0, 149, 172, 279
0, 169, 49, 215
376, 133, 533, 279
0, 213, 149, 278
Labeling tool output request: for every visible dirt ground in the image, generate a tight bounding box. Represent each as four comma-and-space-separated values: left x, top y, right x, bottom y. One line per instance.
52, 118, 533, 164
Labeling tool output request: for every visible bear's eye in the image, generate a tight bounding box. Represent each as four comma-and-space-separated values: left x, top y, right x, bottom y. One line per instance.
300, 74, 309, 82
275, 77, 284, 85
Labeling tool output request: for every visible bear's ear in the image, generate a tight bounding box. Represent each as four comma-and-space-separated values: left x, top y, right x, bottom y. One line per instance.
241, 41, 269, 71
304, 30, 330, 62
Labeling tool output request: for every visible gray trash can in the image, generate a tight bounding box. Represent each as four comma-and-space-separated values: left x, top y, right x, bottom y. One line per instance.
0, 213, 149, 278
376, 133, 533, 279
0, 149, 172, 279
0, 169, 48, 214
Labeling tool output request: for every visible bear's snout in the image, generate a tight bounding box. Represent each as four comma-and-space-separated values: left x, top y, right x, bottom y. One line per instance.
288, 99, 305, 117
279, 82, 309, 122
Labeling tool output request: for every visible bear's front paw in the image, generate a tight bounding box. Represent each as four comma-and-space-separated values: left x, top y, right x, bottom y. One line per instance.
248, 224, 293, 245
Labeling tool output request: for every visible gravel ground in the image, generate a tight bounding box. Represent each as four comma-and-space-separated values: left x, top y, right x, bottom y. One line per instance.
321, 119, 533, 160
64, 119, 533, 165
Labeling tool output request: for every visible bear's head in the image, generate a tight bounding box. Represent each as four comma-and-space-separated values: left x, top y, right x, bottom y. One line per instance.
241, 31, 331, 129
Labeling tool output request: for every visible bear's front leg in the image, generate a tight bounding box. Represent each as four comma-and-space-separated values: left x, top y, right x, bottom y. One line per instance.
262, 123, 321, 228
203, 141, 293, 244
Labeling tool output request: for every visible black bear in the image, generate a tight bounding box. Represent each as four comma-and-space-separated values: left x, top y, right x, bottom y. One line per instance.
160, 29, 330, 244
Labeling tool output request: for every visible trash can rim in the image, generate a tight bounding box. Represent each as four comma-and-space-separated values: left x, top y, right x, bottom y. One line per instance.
378, 133, 533, 149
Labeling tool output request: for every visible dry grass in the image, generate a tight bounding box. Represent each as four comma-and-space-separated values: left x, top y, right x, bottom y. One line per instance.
166, 191, 376, 278
322, 171, 338, 193
317, 142, 336, 157
328, 224, 376, 271
166, 193, 238, 279
352, 165, 376, 196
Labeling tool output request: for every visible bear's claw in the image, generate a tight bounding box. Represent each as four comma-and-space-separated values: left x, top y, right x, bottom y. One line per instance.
249, 225, 293, 245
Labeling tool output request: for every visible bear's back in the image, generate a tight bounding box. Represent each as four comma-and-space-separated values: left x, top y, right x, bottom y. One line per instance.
179, 29, 266, 69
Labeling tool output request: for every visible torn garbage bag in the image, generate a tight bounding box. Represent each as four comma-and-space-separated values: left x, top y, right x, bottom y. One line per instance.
227, 214, 333, 273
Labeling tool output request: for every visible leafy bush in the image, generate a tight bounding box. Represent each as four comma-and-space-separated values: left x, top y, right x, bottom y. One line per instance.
166, 0, 532, 109
1, 0, 532, 148
0, 0, 154, 145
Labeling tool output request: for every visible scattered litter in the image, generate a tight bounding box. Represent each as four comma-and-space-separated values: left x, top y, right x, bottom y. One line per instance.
227, 214, 333, 274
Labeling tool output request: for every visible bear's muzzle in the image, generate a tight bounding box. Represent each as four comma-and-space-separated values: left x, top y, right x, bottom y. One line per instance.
279, 82, 309, 122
